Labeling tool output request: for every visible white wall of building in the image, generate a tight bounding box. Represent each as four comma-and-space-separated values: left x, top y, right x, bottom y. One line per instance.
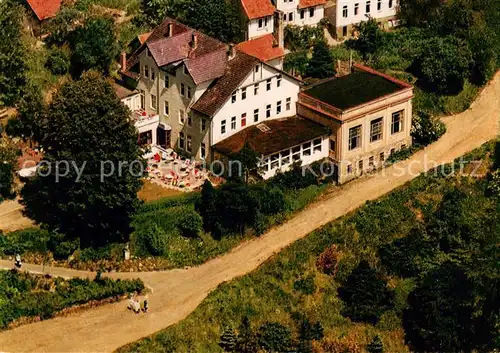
122, 94, 142, 111
259, 135, 329, 179
210, 64, 300, 145
335, 0, 397, 28
278, 0, 324, 27
248, 15, 274, 39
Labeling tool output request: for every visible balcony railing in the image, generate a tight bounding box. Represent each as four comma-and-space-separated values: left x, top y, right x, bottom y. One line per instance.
299, 93, 340, 118
131, 109, 160, 129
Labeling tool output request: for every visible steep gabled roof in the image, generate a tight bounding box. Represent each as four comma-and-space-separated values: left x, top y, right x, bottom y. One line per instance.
298, 0, 326, 9
236, 34, 285, 62
126, 17, 228, 84
191, 52, 260, 117
137, 32, 152, 45
192, 51, 301, 117
241, 0, 276, 20
26, 0, 61, 21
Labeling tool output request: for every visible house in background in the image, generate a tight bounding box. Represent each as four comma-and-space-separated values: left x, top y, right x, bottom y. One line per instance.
325, 0, 398, 39
240, 0, 276, 40
25, 0, 61, 37
275, 0, 326, 27
298, 63, 413, 183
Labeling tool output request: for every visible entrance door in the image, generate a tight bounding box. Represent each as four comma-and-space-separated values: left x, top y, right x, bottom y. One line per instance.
156, 128, 171, 149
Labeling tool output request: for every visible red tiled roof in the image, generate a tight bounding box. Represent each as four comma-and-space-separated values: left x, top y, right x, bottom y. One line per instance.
236, 34, 284, 62
126, 17, 228, 84
192, 51, 302, 117
241, 0, 275, 20
298, 0, 326, 9
137, 32, 152, 45
192, 52, 260, 117
213, 116, 330, 156
26, 0, 61, 21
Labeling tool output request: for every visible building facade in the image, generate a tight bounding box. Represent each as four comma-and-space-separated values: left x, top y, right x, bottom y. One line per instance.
325, 0, 398, 38
276, 0, 326, 27
298, 63, 413, 183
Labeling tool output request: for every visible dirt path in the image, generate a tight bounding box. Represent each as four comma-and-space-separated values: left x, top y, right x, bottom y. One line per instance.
0, 199, 33, 233
0, 73, 498, 352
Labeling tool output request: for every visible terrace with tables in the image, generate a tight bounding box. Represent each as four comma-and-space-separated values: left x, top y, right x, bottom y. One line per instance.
144, 147, 211, 192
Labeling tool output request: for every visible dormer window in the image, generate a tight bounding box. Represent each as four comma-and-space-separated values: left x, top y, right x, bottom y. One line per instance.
144, 65, 149, 78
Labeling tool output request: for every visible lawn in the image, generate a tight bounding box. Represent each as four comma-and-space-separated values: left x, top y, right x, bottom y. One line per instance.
118, 141, 499, 353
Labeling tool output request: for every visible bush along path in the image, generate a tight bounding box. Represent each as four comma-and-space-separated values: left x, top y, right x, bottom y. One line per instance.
0, 72, 498, 353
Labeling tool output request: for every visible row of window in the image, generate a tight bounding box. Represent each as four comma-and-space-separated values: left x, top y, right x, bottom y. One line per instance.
348, 110, 404, 151
342, 0, 394, 18
221, 98, 292, 135
231, 76, 282, 103
257, 16, 270, 29
283, 7, 316, 22
178, 133, 207, 159
346, 144, 406, 174
143, 65, 193, 99
261, 139, 323, 172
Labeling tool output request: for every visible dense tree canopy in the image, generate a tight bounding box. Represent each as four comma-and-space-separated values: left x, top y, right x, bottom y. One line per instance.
413, 36, 472, 94
338, 260, 394, 323
0, 0, 28, 107
349, 17, 385, 61
22, 72, 144, 247
70, 17, 120, 77
305, 40, 335, 79
136, 0, 243, 43
0, 139, 19, 200
403, 263, 479, 352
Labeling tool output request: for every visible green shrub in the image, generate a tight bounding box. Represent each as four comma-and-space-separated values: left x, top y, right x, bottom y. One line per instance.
411, 111, 446, 145
387, 145, 421, 164
378, 226, 437, 278
257, 322, 292, 352
338, 260, 394, 324
178, 210, 203, 238
45, 48, 70, 75
0, 270, 144, 329
144, 224, 168, 256
293, 276, 316, 295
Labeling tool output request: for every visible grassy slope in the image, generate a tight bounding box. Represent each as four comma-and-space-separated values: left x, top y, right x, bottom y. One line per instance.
119, 141, 497, 353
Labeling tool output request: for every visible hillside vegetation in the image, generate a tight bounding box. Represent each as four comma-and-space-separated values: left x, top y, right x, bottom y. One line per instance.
119, 141, 500, 353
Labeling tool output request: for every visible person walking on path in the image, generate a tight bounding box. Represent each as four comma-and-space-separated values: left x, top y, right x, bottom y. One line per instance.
142, 299, 148, 313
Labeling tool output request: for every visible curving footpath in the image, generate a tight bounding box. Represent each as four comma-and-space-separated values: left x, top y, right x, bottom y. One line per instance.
0, 73, 499, 352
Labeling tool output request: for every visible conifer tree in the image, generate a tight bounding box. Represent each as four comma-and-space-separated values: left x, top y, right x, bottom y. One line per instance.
219, 326, 237, 352
306, 40, 335, 79
367, 335, 384, 353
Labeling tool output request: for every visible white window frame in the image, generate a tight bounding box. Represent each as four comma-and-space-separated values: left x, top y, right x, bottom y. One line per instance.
354, 3, 359, 15
254, 109, 259, 122
241, 87, 247, 100
231, 92, 237, 103
186, 135, 192, 152
277, 75, 282, 87
179, 109, 186, 124
231, 116, 236, 130
266, 104, 271, 118
179, 132, 185, 149
343, 5, 348, 17
366, 0, 371, 13
309, 7, 315, 17
221, 120, 226, 134
254, 83, 259, 95
200, 142, 206, 159
276, 100, 282, 114
348, 125, 362, 150
164, 101, 169, 116
391, 110, 404, 134
266, 78, 272, 91
286, 97, 291, 110
201, 118, 207, 132
370, 117, 383, 142
150, 94, 157, 110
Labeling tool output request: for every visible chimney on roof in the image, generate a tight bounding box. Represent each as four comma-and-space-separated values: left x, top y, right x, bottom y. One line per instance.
120, 51, 127, 72
228, 43, 236, 60
167, 23, 173, 37
191, 33, 198, 50
274, 11, 284, 49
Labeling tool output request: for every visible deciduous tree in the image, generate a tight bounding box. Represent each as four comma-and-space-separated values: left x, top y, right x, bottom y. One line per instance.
338, 260, 394, 323
70, 17, 120, 77
305, 40, 335, 79
22, 72, 144, 247
403, 262, 479, 352
0, 0, 28, 107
